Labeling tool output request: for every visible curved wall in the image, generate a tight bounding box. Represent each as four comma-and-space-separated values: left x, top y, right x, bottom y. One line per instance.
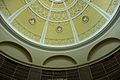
0, 49, 120, 80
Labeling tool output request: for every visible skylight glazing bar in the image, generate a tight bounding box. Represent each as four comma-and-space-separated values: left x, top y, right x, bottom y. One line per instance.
82, 0, 111, 20
40, 2, 54, 44
7, 0, 36, 23
63, 1, 79, 43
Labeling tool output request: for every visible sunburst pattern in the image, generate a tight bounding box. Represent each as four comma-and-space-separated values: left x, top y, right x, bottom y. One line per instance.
0, 0, 119, 48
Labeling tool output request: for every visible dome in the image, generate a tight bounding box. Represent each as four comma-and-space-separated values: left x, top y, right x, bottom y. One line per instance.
0, 0, 119, 49
0, 0, 120, 80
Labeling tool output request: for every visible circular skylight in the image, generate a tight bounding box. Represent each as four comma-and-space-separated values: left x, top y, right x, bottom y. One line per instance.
0, 0, 120, 48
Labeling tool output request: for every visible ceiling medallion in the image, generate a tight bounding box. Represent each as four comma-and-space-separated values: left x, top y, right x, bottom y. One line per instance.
56, 26, 63, 33
29, 18, 36, 25
82, 16, 89, 23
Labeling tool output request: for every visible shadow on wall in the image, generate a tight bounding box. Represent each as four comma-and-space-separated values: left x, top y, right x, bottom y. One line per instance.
87, 38, 120, 61
0, 41, 32, 62
43, 55, 77, 67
